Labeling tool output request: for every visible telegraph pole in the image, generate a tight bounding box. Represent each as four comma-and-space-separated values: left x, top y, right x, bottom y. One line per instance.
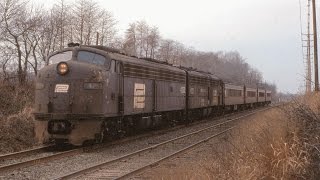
312, 0, 319, 91
306, 0, 312, 93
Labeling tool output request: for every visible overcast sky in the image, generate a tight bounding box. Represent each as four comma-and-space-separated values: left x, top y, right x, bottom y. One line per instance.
35, 0, 310, 93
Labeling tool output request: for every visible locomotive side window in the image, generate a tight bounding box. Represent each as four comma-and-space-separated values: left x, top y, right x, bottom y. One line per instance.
110, 60, 115, 73
115, 62, 123, 74
77, 51, 110, 68
48, 51, 72, 64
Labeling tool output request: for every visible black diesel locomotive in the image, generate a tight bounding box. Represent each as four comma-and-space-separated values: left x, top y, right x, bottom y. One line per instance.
34, 45, 271, 145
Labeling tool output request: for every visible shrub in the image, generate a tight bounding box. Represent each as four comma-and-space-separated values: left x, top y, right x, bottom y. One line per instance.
0, 82, 36, 153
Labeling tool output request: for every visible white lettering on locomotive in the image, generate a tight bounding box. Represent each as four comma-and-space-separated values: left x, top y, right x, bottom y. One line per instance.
134, 83, 145, 109
54, 84, 69, 93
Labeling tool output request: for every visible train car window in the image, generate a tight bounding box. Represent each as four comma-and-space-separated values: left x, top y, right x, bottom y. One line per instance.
228, 89, 242, 97
259, 92, 265, 97
247, 91, 256, 97
77, 51, 110, 68
48, 51, 72, 64
267, 93, 271, 97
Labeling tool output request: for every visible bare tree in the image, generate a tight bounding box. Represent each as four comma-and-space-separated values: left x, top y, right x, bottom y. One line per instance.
158, 39, 173, 63
52, 0, 69, 49
147, 26, 160, 59
72, 0, 87, 44
135, 21, 149, 57
0, 0, 41, 84
123, 23, 137, 56
97, 9, 117, 46
0, 46, 14, 81
72, 0, 100, 45
0, 0, 273, 93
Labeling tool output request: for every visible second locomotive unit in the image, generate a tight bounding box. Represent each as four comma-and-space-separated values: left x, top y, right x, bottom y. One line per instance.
34, 44, 271, 145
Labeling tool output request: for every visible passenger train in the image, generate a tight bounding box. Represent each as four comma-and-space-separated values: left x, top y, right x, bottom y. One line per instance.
34, 44, 271, 145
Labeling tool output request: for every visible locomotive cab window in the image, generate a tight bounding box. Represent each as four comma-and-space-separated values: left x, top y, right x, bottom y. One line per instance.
48, 50, 72, 64
77, 51, 110, 69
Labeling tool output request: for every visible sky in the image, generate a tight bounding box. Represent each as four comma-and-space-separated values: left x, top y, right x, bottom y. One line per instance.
34, 0, 309, 93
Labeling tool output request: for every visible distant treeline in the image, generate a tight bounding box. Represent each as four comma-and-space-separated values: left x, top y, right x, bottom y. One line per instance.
0, 0, 276, 94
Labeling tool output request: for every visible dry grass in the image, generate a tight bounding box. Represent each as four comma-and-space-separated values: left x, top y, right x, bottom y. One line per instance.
216, 98, 319, 179
197, 108, 308, 180
146, 96, 320, 179
0, 82, 36, 154
0, 82, 34, 116
0, 107, 36, 153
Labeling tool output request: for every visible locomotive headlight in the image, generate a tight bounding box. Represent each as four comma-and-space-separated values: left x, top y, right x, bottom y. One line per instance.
84, 82, 103, 89
57, 62, 69, 75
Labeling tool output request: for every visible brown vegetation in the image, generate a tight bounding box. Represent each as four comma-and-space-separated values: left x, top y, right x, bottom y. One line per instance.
0, 82, 36, 154
142, 96, 320, 179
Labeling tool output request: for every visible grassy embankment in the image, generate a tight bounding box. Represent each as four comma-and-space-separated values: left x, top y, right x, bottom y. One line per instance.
150, 95, 320, 179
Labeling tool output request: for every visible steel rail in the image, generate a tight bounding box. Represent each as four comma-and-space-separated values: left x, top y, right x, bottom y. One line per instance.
0, 148, 82, 173
0, 145, 52, 162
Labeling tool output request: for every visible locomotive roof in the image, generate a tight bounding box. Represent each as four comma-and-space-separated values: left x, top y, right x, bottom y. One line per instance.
187, 70, 220, 80
80, 45, 221, 81
49, 45, 221, 81
107, 52, 187, 74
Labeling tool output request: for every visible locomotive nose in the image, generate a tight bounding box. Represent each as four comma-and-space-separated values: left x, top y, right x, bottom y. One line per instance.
35, 61, 106, 115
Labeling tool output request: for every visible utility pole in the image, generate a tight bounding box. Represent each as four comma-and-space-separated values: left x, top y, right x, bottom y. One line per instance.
312, 0, 319, 91
306, 0, 312, 93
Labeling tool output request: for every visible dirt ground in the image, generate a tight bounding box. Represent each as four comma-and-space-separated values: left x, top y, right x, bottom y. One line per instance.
131, 107, 295, 179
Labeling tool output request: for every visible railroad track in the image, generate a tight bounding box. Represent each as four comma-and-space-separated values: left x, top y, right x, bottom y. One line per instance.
0, 145, 81, 173
0, 117, 209, 174
0, 130, 172, 174
0, 145, 52, 163
0, 121, 197, 174
56, 107, 272, 180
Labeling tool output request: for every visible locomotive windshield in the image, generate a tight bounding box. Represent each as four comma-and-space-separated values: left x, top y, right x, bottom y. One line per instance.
77, 51, 110, 68
48, 51, 72, 64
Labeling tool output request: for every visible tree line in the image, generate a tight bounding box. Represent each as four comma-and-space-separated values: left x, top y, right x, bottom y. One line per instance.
0, 0, 276, 93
